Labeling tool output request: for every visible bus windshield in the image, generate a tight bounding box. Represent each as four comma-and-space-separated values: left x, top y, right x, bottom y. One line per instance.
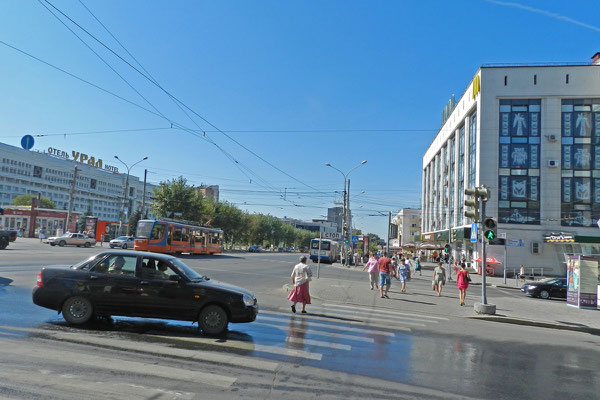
136, 220, 154, 239
311, 240, 330, 251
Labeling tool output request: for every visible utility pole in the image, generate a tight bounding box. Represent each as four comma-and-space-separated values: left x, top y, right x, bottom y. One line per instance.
386, 211, 391, 255
66, 166, 78, 233
346, 179, 351, 266
480, 197, 488, 305
141, 168, 148, 219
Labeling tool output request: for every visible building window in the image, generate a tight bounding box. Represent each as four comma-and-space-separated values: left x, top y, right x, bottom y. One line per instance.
457, 125, 465, 226
468, 112, 477, 188
561, 99, 600, 227
449, 135, 455, 227
498, 99, 541, 224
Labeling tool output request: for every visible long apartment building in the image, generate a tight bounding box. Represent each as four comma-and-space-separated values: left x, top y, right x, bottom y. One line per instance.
421, 52, 600, 275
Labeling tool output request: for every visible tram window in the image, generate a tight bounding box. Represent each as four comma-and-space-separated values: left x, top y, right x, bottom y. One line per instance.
173, 228, 182, 241
181, 228, 189, 242
151, 224, 166, 240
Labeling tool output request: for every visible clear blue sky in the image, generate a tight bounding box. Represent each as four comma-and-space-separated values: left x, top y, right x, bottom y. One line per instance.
1, 0, 599, 238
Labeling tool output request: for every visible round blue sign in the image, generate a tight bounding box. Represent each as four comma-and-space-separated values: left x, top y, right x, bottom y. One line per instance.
21, 135, 35, 150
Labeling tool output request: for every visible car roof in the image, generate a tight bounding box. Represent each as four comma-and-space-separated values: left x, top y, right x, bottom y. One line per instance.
96, 250, 176, 261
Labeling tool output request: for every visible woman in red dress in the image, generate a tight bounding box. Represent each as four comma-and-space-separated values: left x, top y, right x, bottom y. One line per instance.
456, 262, 470, 306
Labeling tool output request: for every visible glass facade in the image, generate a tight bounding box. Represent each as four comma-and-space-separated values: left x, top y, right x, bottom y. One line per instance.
457, 126, 465, 226
449, 135, 455, 226
498, 99, 541, 224
561, 99, 600, 227
468, 112, 477, 188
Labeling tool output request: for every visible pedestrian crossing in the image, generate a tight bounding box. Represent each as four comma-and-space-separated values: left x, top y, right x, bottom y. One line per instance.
0, 302, 446, 391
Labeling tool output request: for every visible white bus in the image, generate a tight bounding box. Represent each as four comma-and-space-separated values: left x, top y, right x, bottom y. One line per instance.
309, 238, 340, 264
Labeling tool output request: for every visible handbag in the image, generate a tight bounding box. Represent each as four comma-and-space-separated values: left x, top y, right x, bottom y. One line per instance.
466, 272, 472, 283
431, 280, 436, 290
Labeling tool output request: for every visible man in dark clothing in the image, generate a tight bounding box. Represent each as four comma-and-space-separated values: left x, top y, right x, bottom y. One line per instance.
377, 252, 394, 298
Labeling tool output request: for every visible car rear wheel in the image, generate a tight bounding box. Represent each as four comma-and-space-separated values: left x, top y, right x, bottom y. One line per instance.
58, 240, 66, 247
0, 238, 8, 250
50, 243, 56, 246
84, 242, 91, 248
539, 290, 550, 299
198, 305, 228, 335
122, 244, 127, 249
62, 296, 94, 324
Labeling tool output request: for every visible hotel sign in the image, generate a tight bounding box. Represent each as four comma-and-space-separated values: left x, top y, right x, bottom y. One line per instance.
543, 233, 575, 243
47, 147, 119, 173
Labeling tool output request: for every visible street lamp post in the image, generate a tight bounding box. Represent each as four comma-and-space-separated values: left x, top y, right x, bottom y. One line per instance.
114, 155, 148, 235
325, 160, 367, 266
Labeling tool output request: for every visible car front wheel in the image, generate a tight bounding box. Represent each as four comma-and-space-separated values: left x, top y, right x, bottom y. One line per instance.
198, 305, 228, 335
539, 290, 550, 299
58, 241, 66, 247
62, 296, 94, 324
122, 244, 127, 249
84, 242, 91, 248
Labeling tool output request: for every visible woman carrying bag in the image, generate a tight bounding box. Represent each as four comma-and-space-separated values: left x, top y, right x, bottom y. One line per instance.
456, 262, 470, 306
432, 262, 446, 297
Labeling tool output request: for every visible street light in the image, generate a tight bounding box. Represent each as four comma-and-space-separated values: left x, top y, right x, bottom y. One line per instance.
114, 155, 148, 234
325, 160, 367, 266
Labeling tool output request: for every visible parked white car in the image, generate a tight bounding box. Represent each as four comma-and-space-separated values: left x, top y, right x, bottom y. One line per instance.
47, 233, 96, 247
109, 236, 135, 249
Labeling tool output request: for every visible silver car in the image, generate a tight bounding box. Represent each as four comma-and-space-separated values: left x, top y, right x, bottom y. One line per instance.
48, 233, 96, 248
109, 236, 135, 249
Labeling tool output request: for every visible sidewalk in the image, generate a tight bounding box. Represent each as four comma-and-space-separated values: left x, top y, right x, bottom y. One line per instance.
292, 261, 600, 335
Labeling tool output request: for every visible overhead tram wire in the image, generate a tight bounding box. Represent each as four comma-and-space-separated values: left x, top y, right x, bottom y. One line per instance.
70, 0, 283, 197
35, 3, 281, 195
0, 127, 172, 139
42, 0, 331, 197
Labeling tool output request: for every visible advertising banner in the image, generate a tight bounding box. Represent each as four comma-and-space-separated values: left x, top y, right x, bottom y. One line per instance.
85, 217, 98, 239
567, 256, 599, 309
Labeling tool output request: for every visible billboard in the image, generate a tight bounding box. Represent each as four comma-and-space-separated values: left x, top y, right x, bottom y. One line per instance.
567, 256, 598, 309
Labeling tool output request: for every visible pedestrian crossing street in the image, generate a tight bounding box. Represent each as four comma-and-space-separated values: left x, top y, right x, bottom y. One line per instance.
0, 303, 447, 393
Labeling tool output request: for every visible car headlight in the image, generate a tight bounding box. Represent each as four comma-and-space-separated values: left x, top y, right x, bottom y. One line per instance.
527, 285, 537, 290
242, 294, 256, 306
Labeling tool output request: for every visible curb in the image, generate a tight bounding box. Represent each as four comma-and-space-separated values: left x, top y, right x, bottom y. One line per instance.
468, 315, 600, 335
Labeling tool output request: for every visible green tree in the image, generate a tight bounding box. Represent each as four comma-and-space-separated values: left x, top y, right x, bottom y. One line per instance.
12, 195, 56, 209
212, 202, 245, 248
77, 204, 93, 232
366, 233, 382, 253
128, 208, 142, 236
151, 176, 214, 223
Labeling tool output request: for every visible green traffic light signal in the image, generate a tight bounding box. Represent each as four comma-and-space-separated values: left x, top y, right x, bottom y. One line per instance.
484, 230, 496, 240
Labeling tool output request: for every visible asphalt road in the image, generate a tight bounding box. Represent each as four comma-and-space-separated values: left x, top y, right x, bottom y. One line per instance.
1, 240, 600, 399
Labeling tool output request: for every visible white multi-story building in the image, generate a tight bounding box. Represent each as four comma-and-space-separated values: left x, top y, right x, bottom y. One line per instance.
0, 141, 155, 233
391, 208, 421, 247
422, 52, 600, 275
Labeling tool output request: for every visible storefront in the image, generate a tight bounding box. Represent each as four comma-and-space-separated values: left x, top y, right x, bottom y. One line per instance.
0, 206, 69, 238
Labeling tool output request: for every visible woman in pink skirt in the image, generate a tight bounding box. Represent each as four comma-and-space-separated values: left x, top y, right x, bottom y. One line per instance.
288, 255, 313, 313
456, 262, 470, 306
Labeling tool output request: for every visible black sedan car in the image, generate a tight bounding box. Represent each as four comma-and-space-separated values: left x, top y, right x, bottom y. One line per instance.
521, 278, 567, 299
32, 251, 258, 335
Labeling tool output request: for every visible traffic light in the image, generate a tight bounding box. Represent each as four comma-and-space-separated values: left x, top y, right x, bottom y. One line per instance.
344, 237, 349, 244
444, 244, 451, 253
483, 217, 498, 241
464, 189, 480, 222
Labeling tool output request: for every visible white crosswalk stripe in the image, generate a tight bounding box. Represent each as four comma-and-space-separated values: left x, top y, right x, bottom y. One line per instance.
285, 336, 351, 350
258, 313, 396, 336
254, 321, 375, 343
294, 306, 429, 327
322, 303, 449, 320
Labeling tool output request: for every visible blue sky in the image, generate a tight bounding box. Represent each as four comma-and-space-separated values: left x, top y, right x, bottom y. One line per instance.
1, 0, 599, 238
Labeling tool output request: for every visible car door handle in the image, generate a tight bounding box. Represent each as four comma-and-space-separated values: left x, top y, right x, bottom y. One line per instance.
89, 275, 98, 280
140, 281, 150, 286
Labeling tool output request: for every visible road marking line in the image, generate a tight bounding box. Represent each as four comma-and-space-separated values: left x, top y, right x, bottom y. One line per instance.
285, 336, 351, 350
288, 308, 427, 327
322, 302, 449, 321
316, 304, 442, 323
258, 313, 396, 336
149, 333, 323, 360
262, 310, 409, 333
0, 325, 279, 372
254, 321, 375, 343
0, 338, 237, 388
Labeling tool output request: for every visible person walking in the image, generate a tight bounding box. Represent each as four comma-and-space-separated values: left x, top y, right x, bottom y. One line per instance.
456, 262, 470, 306
414, 257, 422, 276
377, 252, 394, 299
432, 262, 446, 296
398, 258, 410, 293
362, 253, 379, 290
288, 255, 313, 313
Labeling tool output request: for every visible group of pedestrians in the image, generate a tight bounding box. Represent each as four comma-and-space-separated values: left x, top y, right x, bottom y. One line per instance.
361, 252, 471, 305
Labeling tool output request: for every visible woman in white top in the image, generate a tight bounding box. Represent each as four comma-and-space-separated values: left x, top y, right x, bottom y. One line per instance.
287, 255, 313, 313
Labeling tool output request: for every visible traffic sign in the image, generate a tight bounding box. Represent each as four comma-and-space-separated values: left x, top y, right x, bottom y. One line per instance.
21, 135, 34, 150
470, 223, 478, 243
351, 235, 359, 243
324, 232, 341, 240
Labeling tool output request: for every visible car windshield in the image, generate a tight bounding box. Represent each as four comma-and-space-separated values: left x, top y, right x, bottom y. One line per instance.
136, 220, 154, 239
115, 236, 128, 240
71, 255, 100, 270
61, 233, 71, 237
170, 258, 206, 281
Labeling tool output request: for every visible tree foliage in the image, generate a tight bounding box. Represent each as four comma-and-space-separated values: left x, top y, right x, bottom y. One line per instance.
151, 178, 325, 248
12, 195, 56, 209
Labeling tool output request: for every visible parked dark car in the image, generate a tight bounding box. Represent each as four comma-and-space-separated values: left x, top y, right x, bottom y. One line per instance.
521, 278, 567, 299
32, 251, 258, 335
248, 246, 262, 252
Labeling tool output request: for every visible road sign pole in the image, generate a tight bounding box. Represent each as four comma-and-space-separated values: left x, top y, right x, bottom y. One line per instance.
480, 197, 487, 305
317, 230, 322, 279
